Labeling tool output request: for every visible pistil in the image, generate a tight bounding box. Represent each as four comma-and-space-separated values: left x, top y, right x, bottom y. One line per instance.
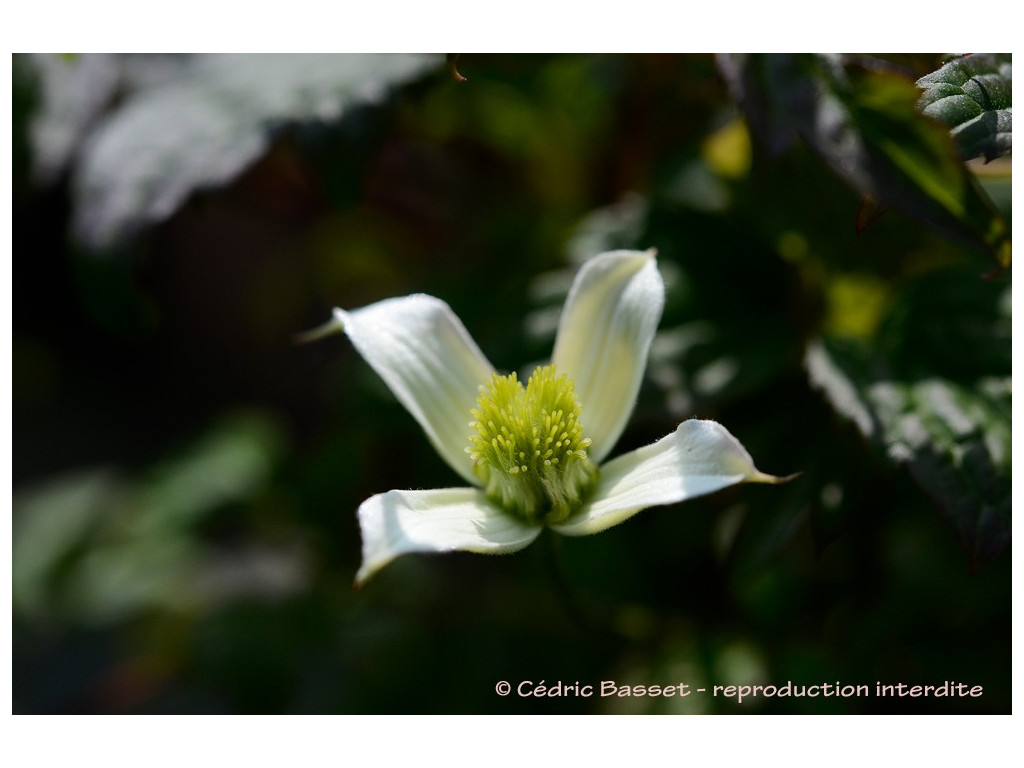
467, 365, 598, 524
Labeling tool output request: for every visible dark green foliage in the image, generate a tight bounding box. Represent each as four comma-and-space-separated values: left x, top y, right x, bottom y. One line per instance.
719, 53, 1011, 268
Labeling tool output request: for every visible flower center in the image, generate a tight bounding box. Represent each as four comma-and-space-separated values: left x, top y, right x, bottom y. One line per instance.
467, 365, 598, 525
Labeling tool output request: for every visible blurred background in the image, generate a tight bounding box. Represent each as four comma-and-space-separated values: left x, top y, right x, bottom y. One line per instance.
12, 53, 1011, 713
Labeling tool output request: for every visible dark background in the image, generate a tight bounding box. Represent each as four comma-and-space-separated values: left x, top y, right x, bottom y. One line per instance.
12, 53, 1011, 713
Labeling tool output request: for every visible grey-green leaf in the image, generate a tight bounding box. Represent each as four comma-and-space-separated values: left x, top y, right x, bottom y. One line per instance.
70, 54, 440, 251
917, 54, 1012, 161
23, 53, 122, 185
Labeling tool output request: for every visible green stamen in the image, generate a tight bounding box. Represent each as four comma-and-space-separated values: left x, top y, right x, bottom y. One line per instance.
467, 365, 598, 524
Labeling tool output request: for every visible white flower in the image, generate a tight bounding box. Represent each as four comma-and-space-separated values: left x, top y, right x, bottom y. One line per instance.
315, 250, 786, 585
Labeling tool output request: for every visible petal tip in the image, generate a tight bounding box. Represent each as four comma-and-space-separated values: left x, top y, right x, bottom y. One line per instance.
750, 470, 802, 485
353, 563, 377, 589
593, 247, 659, 270
293, 313, 346, 344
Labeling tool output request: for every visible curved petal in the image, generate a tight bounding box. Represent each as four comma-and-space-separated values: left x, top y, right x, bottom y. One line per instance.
551, 419, 788, 536
355, 487, 542, 585
337, 295, 495, 485
552, 250, 665, 462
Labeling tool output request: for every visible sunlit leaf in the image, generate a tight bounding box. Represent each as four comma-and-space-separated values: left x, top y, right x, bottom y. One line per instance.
917, 54, 1012, 162
718, 53, 1011, 267
70, 53, 440, 250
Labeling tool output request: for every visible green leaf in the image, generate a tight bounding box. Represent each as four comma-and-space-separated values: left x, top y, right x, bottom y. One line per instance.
12, 411, 289, 622
805, 269, 1011, 566
718, 54, 1010, 268
70, 54, 440, 251
917, 54, 1012, 162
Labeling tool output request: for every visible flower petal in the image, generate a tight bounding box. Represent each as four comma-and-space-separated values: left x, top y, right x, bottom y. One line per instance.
551, 419, 787, 536
355, 487, 542, 585
552, 250, 665, 462
337, 295, 495, 485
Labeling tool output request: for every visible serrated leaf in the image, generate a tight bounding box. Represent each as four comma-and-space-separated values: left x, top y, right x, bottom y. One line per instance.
917, 54, 1012, 162
718, 53, 1011, 267
805, 269, 1011, 566
70, 53, 440, 251
879, 267, 1011, 380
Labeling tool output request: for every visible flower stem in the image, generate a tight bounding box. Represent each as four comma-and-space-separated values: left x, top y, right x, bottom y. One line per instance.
542, 530, 600, 635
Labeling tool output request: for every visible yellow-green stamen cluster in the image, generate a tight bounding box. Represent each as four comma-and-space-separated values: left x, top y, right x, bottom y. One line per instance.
467, 365, 598, 524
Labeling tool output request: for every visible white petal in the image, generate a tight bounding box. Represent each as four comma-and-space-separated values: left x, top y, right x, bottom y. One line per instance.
552, 250, 665, 462
355, 487, 542, 585
337, 295, 495, 485
551, 419, 787, 536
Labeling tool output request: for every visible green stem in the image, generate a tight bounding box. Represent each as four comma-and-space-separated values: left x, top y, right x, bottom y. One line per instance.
542, 530, 598, 635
